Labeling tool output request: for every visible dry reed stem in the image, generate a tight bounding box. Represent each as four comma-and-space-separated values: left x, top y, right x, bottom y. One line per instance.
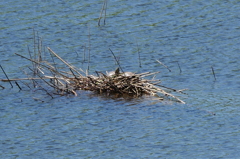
47, 47, 83, 77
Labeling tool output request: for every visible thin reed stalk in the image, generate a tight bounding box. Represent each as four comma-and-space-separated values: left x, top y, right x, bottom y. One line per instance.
98, 0, 108, 26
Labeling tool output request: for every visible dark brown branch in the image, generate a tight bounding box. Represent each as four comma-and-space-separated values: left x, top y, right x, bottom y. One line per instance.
0, 64, 13, 88
211, 66, 216, 81
109, 48, 124, 73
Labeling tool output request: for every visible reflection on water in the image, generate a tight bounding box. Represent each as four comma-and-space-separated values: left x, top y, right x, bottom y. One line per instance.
1, 0, 240, 158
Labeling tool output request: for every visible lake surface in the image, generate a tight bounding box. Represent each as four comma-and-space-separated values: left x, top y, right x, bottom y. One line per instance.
1, 0, 240, 158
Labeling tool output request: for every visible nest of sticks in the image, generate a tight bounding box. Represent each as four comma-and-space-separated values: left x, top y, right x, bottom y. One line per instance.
1, 46, 186, 104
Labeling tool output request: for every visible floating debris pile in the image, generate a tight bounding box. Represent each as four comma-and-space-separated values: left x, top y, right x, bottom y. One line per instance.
0, 47, 186, 104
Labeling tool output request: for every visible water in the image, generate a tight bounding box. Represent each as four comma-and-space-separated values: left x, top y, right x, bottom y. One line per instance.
1, 0, 240, 158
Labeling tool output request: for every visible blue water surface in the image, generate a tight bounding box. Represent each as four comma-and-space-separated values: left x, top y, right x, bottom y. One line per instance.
1, 0, 240, 158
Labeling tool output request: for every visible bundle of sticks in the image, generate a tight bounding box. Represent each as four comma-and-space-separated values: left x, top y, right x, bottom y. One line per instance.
0, 47, 186, 104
